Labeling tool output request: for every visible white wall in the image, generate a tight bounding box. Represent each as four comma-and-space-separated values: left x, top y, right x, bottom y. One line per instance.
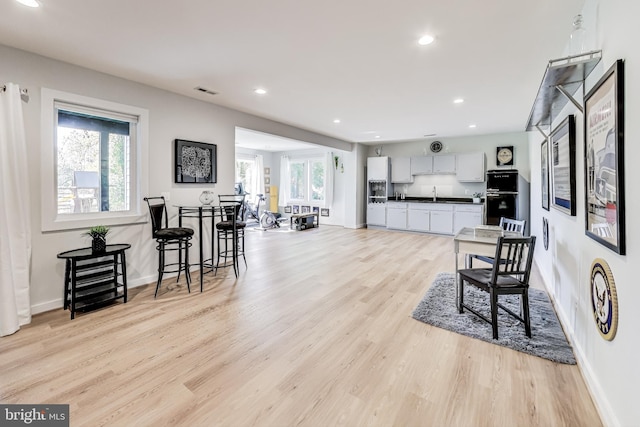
0, 44, 351, 313
528, 1, 640, 425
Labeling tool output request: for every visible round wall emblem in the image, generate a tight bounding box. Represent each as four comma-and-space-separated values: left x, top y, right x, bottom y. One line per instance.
430, 141, 443, 153
590, 258, 618, 341
542, 217, 549, 250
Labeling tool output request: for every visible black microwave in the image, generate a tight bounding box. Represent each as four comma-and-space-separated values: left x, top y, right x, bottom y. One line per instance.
486, 170, 518, 193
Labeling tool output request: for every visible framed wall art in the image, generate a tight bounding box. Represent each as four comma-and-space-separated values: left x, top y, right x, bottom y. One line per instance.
320, 208, 330, 217
174, 139, 217, 183
284, 206, 292, 214
550, 115, 576, 216
541, 139, 550, 211
301, 205, 311, 214
584, 59, 626, 255
292, 205, 300, 214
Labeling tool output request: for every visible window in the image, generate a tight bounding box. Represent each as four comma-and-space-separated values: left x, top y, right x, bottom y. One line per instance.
289, 157, 325, 203
41, 89, 149, 231
236, 157, 257, 196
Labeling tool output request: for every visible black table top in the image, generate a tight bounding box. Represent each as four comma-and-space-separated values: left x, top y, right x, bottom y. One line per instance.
57, 244, 131, 260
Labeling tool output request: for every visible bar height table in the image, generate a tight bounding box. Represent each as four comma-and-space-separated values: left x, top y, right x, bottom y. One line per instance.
177, 205, 218, 292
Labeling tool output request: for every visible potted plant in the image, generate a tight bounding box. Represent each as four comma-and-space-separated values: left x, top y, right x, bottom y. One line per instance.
472, 192, 483, 204
85, 225, 109, 253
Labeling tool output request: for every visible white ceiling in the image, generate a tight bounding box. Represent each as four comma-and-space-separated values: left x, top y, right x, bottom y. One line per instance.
1, 0, 585, 150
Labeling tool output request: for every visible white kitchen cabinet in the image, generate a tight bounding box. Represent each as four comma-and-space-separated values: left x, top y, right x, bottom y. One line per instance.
386, 202, 408, 229
410, 156, 433, 175
367, 203, 386, 226
432, 155, 456, 174
367, 156, 389, 181
456, 152, 486, 182
429, 204, 454, 234
391, 157, 413, 183
407, 204, 430, 232
453, 204, 484, 233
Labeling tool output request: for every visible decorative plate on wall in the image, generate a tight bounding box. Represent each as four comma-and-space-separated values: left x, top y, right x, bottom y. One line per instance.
430, 141, 443, 153
496, 145, 514, 166
590, 258, 618, 341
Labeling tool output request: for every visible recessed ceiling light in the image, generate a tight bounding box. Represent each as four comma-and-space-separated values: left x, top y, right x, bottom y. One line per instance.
469, 124, 477, 128
333, 119, 341, 124
418, 34, 435, 45
16, 0, 39, 6
254, 88, 267, 95
375, 135, 381, 139
453, 98, 464, 104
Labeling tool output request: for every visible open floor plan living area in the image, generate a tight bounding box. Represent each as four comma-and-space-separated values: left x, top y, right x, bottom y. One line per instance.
1, 0, 638, 426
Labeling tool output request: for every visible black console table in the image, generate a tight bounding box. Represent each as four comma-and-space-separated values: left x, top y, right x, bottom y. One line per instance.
57, 244, 131, 319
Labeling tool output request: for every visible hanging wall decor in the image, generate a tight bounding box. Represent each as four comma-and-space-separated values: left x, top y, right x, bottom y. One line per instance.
174, 139, 217, 183
542, 217, 549, 250
584, 59, 626, 255
590, 258, 618, 341
541, 139, 550, 211
550, 115, 576, 215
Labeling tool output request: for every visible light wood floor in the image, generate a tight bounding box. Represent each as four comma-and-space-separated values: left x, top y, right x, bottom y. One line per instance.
1, 226, 601, 426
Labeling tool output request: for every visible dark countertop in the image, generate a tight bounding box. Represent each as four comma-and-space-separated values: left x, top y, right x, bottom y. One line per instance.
387, 196, 485, 205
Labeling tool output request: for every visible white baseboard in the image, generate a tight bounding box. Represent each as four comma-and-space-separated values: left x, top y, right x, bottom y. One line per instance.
534, 259, 618, 427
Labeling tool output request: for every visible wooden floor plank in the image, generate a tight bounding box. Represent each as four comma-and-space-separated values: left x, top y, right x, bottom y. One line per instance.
0, 226, 601, 426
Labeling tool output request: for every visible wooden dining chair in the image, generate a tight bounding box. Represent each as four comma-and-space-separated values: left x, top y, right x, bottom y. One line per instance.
458, 236, 536, 339
468, 217, 526, 267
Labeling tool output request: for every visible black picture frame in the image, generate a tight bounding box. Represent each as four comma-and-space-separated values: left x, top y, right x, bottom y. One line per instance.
549, 115, 576, 216
584, 59, 625, 255
301, 205, 311, 214
292, 205, 300, 214
320, 208, 330, 217
541, 139, 550, 211
284, 206, 292, 214
174, 139, 217, 183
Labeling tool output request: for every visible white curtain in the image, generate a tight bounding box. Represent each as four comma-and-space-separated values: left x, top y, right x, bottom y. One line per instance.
0, 83, 32, 337
279, 155, 290, 207
324, 152, 335, 208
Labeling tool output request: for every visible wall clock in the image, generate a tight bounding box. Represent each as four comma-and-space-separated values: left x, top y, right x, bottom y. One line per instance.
496, 146, 514, 166
430, 141, 443, 153
590, 258, 618, 341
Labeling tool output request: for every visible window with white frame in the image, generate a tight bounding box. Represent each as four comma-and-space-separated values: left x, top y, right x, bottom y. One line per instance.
288, 157, 325, 203
41, 89, 149, 231
236, 156, 257, 196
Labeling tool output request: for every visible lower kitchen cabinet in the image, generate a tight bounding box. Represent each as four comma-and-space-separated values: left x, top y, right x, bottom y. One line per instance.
429, 206, 454, 234
407, 205, 430, 232
387, 203, 408, 229
453, 204, 484, 233
367, 203, 387, 226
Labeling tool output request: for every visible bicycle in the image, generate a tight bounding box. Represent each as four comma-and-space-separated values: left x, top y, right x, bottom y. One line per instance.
241, 193, 283, 229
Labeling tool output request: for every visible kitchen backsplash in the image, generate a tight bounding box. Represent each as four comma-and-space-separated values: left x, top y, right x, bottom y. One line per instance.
392, 175, 485, 198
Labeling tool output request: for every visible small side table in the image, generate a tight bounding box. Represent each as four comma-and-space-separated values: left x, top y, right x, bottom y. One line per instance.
57, 244, 131, 319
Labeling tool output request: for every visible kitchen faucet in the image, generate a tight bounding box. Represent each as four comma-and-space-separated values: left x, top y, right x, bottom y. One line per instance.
432, 185, 437, 201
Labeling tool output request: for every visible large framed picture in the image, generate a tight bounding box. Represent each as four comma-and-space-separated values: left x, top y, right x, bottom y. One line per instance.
584, 59, 625, 255
550, 115, 576, 216
174, 139, 217, 183
541, 139, 550, 211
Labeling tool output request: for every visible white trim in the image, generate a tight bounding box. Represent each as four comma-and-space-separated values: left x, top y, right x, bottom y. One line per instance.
40, 88, 149, 232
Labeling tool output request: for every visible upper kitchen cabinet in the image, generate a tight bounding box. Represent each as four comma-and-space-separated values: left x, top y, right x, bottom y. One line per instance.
391, 157, 413, 183
410, 156, 433, 175
367, 156, 389, 181
432, 154, 456, 174
456, 152, 486, 182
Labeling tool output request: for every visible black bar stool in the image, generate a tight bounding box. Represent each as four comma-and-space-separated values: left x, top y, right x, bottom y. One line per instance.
144, 197, 195, 297
215, 194, 247, 277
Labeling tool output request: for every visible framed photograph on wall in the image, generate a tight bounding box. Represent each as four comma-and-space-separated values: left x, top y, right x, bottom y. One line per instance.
541, 139, 550, 211
292, 205, 300, 214
302, 205, 311, 213
174, 139, 217, 183
550, 115, 576, 216
320, 208, 329, 217
584, 59, 626, 255
284, 206, 292, 214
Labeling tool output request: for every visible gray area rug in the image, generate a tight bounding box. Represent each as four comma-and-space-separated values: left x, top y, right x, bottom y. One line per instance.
412, 272, 576, 364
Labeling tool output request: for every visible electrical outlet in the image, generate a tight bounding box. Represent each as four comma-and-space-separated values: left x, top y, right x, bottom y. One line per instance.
161, 191, 170, 201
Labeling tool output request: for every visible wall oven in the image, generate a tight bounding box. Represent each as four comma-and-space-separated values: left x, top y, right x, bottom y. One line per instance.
485, 169, 519, 226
